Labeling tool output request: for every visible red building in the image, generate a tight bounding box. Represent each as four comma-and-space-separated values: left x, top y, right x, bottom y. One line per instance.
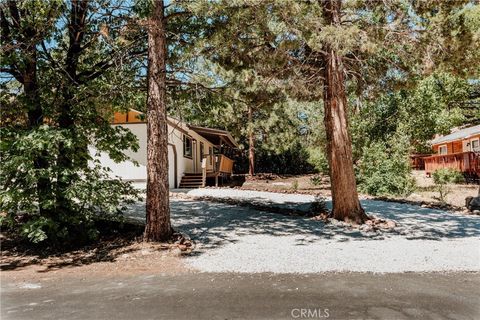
423, 125, 480, 180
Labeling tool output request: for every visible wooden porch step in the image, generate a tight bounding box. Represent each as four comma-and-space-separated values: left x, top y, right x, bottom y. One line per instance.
178, 184, 203, 188
179, 173, 204, 188
182, 176, 202, 180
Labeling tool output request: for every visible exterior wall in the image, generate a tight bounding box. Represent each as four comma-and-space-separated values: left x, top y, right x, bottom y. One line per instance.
432, 133, 480, 155
101, 120, 215, 188
425, 133, 480, 177
108, 110, 219, 187
432, 140, 463, 154
463, 133, 480, 152
167, 118, 216, 173
117, 123, 148, 166
114, 122, 186, 188
89, 146, 147, 181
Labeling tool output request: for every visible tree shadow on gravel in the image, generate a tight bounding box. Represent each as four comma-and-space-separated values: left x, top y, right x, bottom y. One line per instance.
124, 199, 480, 255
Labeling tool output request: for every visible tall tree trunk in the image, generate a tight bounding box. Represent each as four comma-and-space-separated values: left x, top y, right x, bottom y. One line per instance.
248, 105, 255, 176
23, 31, 52, 218
2, 2, 52, 217
322, 0, 369, 224
56, 0, 88, 213
144, 0, 172, 241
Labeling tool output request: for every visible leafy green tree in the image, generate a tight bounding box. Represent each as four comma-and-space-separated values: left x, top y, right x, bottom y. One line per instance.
1, 0, 142, 244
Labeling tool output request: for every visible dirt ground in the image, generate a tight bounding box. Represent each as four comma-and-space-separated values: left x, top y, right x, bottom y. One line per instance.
0, 233, 192, 282
238, 171, 479, 209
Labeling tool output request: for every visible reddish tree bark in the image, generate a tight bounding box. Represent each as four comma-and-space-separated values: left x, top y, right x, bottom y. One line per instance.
322, 0, 369, 224
144, 0, 172, 241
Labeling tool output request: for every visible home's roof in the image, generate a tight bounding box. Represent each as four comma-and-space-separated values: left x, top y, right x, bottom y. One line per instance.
112, 109, 239, 148
431, 125, 480, 145
187, 124, 239, 148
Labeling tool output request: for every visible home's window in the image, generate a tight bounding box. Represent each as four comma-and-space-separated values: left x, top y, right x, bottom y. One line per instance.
183, 135, 192, 158
438, 145, 447, 155
472, 139, 480, 152
200, 142, 204, 160
209, 147, 213, 165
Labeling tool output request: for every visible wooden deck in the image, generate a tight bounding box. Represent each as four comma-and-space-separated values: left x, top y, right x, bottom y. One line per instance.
423, 151, 480, 177
201, 154, 234, 187
179, 154, 235, 188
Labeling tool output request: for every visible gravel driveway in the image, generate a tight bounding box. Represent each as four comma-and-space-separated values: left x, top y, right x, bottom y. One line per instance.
124, 189, 480, 273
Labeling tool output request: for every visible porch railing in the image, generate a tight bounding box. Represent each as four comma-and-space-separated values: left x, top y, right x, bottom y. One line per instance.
201, 154, 234, 187
423, 151, 480, 175
218, 154, 234, 174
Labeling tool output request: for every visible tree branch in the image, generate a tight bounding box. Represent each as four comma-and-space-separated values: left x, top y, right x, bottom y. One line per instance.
0, 67, 23, 83
165, 10, 191, 21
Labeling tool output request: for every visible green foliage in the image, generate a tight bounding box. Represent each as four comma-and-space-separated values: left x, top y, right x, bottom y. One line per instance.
356, 134, 416, 197
306, 148, 329, 175
20, 218, 50, 243
0, 125, 140, 244
402, 73, 471, 151
309, 175, 323, 186
246, 143, 315, 175
351, 72, 473, 156
432, 168, 465, 185
432, 168, 465, 202
416, 1, 480, 77
0, 1, 142, 245
311, 195, 328, 215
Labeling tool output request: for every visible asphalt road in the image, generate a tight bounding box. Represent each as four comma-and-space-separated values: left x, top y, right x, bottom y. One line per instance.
2, 272, 479, 320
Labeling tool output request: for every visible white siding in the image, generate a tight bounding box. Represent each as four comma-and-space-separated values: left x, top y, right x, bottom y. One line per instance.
92, 119, 216, 188
89, 146, 146, 181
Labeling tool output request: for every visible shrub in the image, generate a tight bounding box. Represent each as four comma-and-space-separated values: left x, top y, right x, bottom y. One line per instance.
432, 168, 464, 202
306, 147, 329, 175
356, 135, 415, 197
291, 179, 299, 192
310, 175, 323, 186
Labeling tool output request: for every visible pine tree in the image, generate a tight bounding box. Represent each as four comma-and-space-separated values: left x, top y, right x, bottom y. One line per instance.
144, 0, 172, 241
319, 0, 368, 223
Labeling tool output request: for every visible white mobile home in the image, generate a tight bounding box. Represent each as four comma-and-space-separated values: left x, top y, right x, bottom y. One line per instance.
95, 109, 238, 188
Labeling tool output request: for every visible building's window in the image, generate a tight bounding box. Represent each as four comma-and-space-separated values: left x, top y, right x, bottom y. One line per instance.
209, 147, 213, 165
438, 145, 447, 155
183, 135, 192, 158
472, 139, 480, 152
200, 142, 204, 160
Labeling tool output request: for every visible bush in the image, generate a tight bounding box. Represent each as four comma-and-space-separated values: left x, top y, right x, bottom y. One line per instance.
291, 179, 299, 191
310, 175, 323, 186
306, 147, 329, 175
432, 168, 464, 202
356, 135, 415, 197
236, 143, 316, 175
